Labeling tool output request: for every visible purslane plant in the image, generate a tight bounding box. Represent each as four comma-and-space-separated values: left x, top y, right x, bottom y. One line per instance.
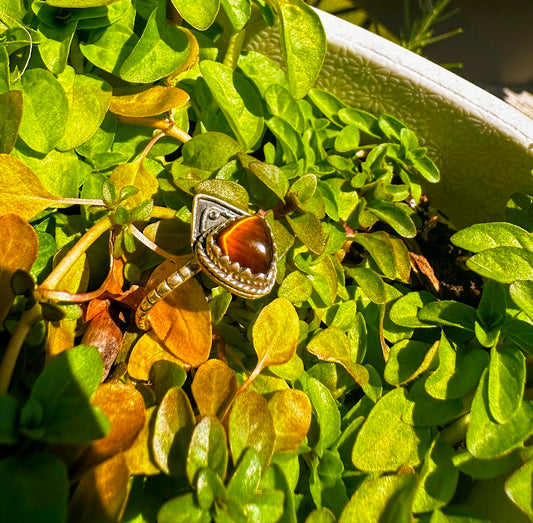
1, 1, 533, 522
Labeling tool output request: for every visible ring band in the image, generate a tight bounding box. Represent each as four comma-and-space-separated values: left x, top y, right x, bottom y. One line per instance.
135, 194, 278, 330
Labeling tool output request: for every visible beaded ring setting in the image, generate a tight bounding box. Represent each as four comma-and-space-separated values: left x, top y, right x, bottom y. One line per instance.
135, 194, 277, 330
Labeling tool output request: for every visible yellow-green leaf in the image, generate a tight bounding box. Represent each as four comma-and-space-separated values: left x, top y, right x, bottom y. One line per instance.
109, 160, 158, 209
0, 154, 60, 220
109, 85, 190, 117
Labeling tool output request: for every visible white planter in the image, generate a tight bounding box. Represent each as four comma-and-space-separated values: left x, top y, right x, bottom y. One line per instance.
247, 9, 533, 229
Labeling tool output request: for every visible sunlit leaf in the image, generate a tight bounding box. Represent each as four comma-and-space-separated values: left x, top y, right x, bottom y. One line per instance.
171, 0, 220, 30
505, 458, 533, 518
123, 406, 160, 476
147, 261, 212, 367
0, 154, 60, 219
69, 454, 129, 523
0, 90, 23, 154
252, 297, 299, 372
275, 0, 326, 98
109, 85, 190, 117
307, 327, 369, 386
153, 386, 195, 476
109, 159, 158, 209
229, 390, 275, 470
191, 359, 237, 418
384, 339, 438, 386
186, 416, 228, 485
352, 388, 430, 472
0, 214, 38, 324
128, 331, 188, 381
78, 382, 146, 469
268, 389, 311, 452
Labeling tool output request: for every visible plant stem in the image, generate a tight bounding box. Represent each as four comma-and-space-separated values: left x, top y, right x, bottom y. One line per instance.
440, 413, 470, 446
223, 28, 247, 70
40, 216, 113, 292
0, 304, 42, 394
117, 116, 191, 143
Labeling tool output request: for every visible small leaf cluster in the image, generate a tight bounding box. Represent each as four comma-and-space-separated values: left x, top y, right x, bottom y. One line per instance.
1, 0, 533, 522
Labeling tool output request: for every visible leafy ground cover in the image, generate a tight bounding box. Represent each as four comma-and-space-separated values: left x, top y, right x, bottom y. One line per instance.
1, 0, 533, 521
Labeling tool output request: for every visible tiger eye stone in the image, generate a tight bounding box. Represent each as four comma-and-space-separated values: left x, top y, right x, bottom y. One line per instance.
215, 216, 273, 274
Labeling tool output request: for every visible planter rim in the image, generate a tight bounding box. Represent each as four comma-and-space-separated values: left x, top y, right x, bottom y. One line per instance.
316, 8, 533, 146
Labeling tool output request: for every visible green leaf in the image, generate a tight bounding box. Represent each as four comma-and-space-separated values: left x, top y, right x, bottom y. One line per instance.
366, 201, 417, 238
229, 391, 275, 471
453, 448, 521, 480
0, 90, 23, 153
354, 231, 411, 281
418, 300, 477, 330
149, 360, 187, 403
307, 377, 341, 456
183, 132, 243, 171
120, 8, 192, 83
466, 246, 533, 283
338, 107, 381, 137
245, 490, 285, 523
56, 69, 112, 151
346, 267, 387, 304
334, 124, 360, 153
506, 192, 533, 232
0, 394, 19, 444
79, 21, 138, 74
221, 0, 251, 31
28, 345, 109, 443
265, 84, 305, 132
389, 291, 438, 328
194, 179, 249, 211
196, 468, 227, 511
153, 386, 195, 476
246, 159, 289, 201
510, 280, 533, 320
0, 453, 68, 523
278, 270, 313, 304
275, 0, 326, 98
488, 343, 525, 423
286, 212, 326, 255
13, 68, 69, 153
109, 160, 158, 209
37, 19, 77, 75
158, 492, 210, 523
187, 417, 228, 485
237, 51, 289, 96
451, 222, 533, 253
467, 369, 533, 458
308, 88, 345, 124
384, 339, 438, 386
425, 332, 488, 400
227, 447, 263, 502
505, 458, 533, 518
413, 439, 458, 513
200, 60, 264, 151
403, 376, 463, 427
352, 388, 430, 472
171, 0, 220, 30
339, 473, 417, 523
307, 326, 369, 386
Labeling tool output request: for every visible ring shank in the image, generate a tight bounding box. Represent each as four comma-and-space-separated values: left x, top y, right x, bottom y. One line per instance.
135, 259, 200, 330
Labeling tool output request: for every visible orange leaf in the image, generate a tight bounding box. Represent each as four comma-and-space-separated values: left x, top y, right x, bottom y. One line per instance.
78, 382, 145, 471
69, 454, 129, 523
268, 389, 312, 452
147, 260, 212, 367
109, 85, 190, 117
191, 359, 238, 418
128, 331, 188, 381
123, 405, 160, 476
0, 213, 38, 323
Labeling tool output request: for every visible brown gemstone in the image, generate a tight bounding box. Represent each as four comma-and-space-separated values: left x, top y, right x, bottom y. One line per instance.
215, 216, 273, 274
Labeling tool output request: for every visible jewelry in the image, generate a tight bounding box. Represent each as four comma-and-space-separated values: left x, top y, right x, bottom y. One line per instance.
136, 194, 278, 330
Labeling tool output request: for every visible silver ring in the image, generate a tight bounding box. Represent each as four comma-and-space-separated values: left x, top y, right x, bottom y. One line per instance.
136, 194, 278, 330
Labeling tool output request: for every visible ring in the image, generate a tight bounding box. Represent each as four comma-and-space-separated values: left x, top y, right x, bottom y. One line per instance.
135, 194, 278, 330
